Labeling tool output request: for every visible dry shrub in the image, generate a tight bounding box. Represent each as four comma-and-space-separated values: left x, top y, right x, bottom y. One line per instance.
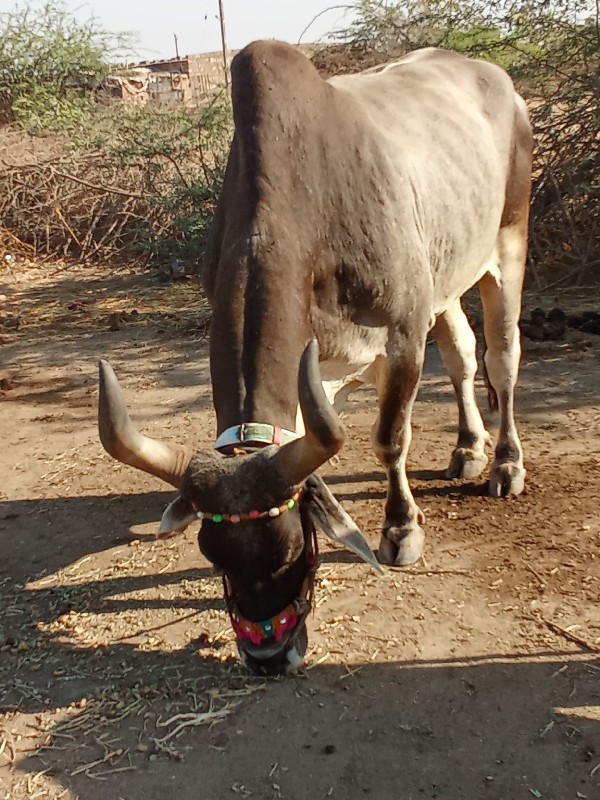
0, 2, 231, 269
310, 43, 384, 76
1, 149, 150, 263
0, 100, 232, 266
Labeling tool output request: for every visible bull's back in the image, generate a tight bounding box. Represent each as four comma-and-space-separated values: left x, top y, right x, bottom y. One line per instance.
207, 42, 529, 354
330, 50, 524, 306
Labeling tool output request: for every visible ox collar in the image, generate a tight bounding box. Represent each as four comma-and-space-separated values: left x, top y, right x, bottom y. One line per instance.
214, 423, 299, 452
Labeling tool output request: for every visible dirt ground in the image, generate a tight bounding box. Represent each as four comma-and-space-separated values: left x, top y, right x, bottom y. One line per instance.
0, 263, 598, 800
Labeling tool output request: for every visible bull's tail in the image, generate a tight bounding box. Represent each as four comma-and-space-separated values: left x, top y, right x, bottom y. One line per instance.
481, 344, 499, 413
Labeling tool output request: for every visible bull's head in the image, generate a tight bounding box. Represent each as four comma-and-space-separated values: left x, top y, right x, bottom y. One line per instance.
98, 341, 380, 674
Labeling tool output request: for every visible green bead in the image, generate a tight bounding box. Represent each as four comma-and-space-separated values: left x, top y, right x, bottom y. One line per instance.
287, 500, 295, 509
212, 514, 223, 523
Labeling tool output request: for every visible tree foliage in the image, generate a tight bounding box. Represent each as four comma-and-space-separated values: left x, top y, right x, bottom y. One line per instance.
0, 1, 232, 268
0, 1, 129, 131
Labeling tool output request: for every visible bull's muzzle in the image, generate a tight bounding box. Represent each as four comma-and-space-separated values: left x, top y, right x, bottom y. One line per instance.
238, 622, 308, 675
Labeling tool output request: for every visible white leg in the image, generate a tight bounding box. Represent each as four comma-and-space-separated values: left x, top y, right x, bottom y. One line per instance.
432, 300, 490, 479
372, 329, 427, 566
479, 224, 527, 497
295, 374, 370, 434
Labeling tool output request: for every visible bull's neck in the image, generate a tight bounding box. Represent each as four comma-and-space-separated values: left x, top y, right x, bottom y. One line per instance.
209, 248, 310, 435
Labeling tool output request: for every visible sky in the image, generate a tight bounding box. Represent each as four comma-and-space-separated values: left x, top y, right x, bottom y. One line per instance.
0, 0, 358, 61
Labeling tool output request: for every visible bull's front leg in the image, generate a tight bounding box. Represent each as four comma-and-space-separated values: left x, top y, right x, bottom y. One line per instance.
372, 329, 427, 566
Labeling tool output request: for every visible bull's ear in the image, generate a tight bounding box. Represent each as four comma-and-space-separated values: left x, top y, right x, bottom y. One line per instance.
304, 475, 383, 574
158, 496, 198, 538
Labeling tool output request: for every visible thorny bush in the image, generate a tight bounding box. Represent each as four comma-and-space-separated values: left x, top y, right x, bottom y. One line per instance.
0, 100, 232, 267
0, 1, 231, 269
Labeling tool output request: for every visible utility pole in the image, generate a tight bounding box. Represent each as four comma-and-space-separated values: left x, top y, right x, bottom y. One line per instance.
174, 33, 180, 59
217, 0, 229, 89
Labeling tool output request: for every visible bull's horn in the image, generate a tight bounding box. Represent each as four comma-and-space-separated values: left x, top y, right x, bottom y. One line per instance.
98, 359, 194, 488
273, 340, 345, 485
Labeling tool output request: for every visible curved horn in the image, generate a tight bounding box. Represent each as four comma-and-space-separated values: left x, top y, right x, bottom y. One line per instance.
98, 359, 194, 489
273, 340, 345, 485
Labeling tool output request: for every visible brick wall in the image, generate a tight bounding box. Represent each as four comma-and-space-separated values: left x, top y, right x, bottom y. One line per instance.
118, 45, 318, 107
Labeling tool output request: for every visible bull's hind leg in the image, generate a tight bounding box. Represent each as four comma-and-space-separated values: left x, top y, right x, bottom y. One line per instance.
479, 224, 528, 496
432, 300, 491, 479
372, 329, 427, 565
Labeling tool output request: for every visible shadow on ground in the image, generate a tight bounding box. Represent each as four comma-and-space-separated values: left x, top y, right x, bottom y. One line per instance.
0, 491, 174, 584
0, 464, 491, 586
4, 638, 599, 800
0, 487, 598, 800
1, 266, 599, 421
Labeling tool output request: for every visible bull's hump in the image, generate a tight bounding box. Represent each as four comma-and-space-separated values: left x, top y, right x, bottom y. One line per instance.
231, 41, 327, 118
233, 40, 317, 75
229, 41, 342, 218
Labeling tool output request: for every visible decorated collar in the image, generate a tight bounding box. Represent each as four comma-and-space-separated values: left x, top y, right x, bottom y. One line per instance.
224, 531, 318, 646
214, 423, 299, 452
191, 488, 303, 524
230, 597, 308, 645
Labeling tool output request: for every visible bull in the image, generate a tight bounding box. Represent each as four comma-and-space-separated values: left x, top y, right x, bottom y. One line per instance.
98, 42, 532, 673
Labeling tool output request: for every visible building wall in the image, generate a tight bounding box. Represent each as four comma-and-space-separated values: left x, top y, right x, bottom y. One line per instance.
111, 45, 317, 107
187, 51, 233, 102
148, 71, 189, 104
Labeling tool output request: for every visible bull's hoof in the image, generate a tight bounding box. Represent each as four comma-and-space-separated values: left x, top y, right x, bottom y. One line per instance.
489, 462, 525, 497
446, 447, 489, 480
378, 523, 425, 566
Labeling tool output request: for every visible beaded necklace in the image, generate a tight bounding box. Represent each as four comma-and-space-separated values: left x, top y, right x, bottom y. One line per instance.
191, 487, 303, 525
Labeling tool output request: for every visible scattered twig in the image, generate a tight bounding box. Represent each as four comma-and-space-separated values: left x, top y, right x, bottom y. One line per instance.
539, 618, 600, 653
398, 568, 469, 576
153, 704, 237, 745
0, 730, 16, 765
51, 168, 148, 200
113, 610, 203, 642
526, 563, 546, 587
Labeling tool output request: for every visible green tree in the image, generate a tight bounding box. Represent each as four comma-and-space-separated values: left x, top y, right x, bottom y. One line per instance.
0, 1, 130, 131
